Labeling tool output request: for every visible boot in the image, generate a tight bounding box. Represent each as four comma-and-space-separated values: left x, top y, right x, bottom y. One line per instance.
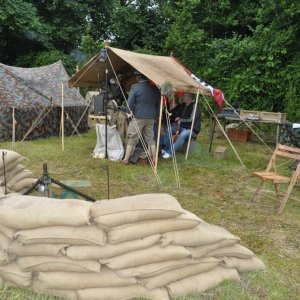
149, 144, 157, 166
122, 145, 135, 165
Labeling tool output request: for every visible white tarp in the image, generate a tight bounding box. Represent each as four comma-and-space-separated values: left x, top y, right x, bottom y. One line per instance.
93, 124, 124, 162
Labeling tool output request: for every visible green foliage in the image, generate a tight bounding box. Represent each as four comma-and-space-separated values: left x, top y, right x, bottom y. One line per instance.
79, 35, 103, 62
15, 50, 76, 75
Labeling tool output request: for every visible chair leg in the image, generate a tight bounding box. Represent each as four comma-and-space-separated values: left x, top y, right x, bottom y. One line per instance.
252, 180, 264, 203
274, 184, 281, 202
277, 179, 297, 214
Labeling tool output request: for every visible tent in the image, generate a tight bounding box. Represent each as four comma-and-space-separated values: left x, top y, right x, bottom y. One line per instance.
68, 47, 210, 95
0, 61, 89, 142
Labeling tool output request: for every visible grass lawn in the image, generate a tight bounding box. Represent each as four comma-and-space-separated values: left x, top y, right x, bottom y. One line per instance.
0, 125, 299, 300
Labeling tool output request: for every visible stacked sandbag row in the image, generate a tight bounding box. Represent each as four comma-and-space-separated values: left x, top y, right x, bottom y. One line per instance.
0, 193, 265, 300
0, 149, 36, 195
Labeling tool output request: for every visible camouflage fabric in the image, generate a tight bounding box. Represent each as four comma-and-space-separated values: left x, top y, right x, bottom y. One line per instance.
0, 61, 88, 141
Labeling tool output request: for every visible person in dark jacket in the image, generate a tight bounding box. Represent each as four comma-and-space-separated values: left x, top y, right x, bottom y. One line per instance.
162, 92, 201, 158
122, 70, 161, 165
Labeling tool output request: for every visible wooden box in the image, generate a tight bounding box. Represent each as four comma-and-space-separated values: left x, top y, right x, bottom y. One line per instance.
214, 146, 227, 160
239, 110, 286, 123
227, 128, 252, 142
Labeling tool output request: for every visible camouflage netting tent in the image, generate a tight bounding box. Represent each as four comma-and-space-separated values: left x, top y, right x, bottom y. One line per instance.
0, 61, 89, 142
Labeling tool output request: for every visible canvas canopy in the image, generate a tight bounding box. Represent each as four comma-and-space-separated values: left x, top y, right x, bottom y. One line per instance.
68, 47, 210, 95
0, 61, 88, 142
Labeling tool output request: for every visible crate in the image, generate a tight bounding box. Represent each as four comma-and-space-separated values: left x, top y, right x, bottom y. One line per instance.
214, 146, 227, 160
51, 180, 91, 199
227, 128, 252, 142
239, 110, 286, 123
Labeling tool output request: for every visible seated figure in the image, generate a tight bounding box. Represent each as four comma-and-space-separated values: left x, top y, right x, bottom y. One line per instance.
161, 92, 201, 158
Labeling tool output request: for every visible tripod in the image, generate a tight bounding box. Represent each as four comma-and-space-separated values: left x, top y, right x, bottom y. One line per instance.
23, 163, 96, 202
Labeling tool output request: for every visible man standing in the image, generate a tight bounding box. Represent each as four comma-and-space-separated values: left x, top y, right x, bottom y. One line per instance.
122, 71, 161, 165
162, 92, 201, 158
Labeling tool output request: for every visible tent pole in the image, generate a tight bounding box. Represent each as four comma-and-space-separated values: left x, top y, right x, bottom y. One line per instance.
185, 89, 200, 160
12, 107, 16, 149
61, 82, 65, 151
155, 96, 164, 171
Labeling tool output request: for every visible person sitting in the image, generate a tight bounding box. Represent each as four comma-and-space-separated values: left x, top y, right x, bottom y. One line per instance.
162, 92, 201, 158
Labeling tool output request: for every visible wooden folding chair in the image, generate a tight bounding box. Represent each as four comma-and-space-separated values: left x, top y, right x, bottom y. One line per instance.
252, 144, 300, 214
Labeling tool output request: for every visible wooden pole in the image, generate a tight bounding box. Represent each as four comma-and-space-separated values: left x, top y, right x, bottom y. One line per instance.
155, 96, 164, 171
12, 107, 16, 149
61, 82, 65, 151
185, 89, 200, 160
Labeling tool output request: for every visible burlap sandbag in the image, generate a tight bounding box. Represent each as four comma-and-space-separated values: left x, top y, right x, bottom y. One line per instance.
11, 178, 37, 192
188, 239, 238, 259
0, 150, 22, 169
100, 245, 191, 269
160, 222, 240, 247
8, 241, 67, 257
31, 279, 77, 300
91, 194, 183, 228
0, 164, 25, 186
0, 231, 11, 250
0, 276, 3, 285
0, 194, 92, 229
221, 256, 266, 273
207, 244, 254, 259
0, 248, 11, 265
0, 262, 32, 287
6, 170, 34, 189
138, 257, 221, 290
76, 285, 170, 300
107, 212, 201, 244
17, 256, 101, 273
0, 157, 24, 176
167, 266, 240, 297
37, 267, 137, 290
116, 258, 200, 278
0, 224, 16, 239
15, 225, 107, 246
65, 234, 161, 260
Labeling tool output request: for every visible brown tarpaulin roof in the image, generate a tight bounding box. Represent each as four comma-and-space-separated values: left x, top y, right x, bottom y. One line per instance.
68, 47, 210, 95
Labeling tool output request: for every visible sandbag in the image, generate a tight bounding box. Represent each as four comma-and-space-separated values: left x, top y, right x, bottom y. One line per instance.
167, 266, 240, 297
37, 267, 137, 290
6, 170, 34, 189
207, 244, 254, 259
160, 222, 240, 247
100, 245, 191, 269
107, 212, 201, 244
31, 279, 77, 300
116, 258, 200, 278
0, 231, 11, 250
221, 256, 266, 273
188, 239, 238, 259
0, 157, 24, 176
17, 256, 101, 273
8, 241, 67, 257
0, 150, 22, 169
0, 224, 16, 239
0, 248, 14, 265
0, 164, 25, 185
0, 262, 32, 287
0, 194, 92, 229
138, 257, 221, 290
11, 178, 37, 192
91, 194, 183, 228
65, 234, 161, 260
76, 285, 170, 300
15, 225, 107, 246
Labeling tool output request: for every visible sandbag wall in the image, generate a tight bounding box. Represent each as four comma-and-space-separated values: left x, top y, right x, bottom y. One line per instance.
0, 150, 36, 195
0, 193, 265, 300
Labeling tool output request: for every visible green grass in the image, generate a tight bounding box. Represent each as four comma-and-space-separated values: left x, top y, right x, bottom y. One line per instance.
0, 125, 299, 299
